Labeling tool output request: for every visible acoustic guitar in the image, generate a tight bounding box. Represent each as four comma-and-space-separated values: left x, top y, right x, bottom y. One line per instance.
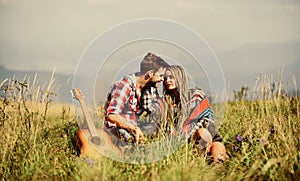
71, 88, 122, 158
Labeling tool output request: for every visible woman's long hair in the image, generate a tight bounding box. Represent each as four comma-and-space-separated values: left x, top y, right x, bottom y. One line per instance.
163, 65, 190, 133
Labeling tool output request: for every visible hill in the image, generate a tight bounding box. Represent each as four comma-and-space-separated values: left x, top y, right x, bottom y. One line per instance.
0, 66, 73, 103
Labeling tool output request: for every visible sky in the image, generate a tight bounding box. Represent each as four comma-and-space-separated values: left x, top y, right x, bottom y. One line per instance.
0, 0, 299, 101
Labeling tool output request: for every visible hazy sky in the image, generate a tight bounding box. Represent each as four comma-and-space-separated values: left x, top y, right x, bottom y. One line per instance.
1, 0, 300, 94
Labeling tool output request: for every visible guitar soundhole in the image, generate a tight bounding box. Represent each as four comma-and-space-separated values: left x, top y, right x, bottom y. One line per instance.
90, 136, 102, 145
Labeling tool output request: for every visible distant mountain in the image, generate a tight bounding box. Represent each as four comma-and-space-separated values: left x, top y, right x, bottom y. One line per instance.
0, 66, 73, 103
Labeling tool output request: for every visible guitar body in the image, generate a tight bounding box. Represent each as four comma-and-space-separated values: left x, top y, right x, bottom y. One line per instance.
72, 88, 122, 159
78, 128, 122, 158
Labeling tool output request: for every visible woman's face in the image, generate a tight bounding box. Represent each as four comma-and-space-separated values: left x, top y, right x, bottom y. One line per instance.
164, 70, 176, 90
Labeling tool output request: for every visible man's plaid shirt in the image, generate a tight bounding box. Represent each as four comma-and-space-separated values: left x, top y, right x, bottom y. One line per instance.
105, 75, 140, 125
104, 75, 159, 126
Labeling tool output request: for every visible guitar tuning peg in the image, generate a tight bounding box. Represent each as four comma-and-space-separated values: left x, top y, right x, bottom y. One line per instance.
70, 90, 74, 96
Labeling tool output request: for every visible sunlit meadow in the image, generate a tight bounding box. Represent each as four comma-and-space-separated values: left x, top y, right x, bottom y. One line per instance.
0, 70, 299, 180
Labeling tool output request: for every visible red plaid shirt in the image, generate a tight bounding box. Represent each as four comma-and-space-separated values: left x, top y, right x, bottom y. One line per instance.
104, 75, 141, 126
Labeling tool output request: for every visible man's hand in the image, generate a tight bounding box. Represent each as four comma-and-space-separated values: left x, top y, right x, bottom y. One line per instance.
132, 126, 144, 144
106, 114, 144, 143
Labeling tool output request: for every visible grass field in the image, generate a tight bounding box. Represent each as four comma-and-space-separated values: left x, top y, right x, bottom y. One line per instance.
0, 73, 299, 181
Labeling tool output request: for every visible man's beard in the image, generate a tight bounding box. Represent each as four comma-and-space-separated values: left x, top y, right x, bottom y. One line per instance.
147, 81, 159, 88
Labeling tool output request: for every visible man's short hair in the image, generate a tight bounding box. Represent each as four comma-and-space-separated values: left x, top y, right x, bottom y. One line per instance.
140, 53, 169, 74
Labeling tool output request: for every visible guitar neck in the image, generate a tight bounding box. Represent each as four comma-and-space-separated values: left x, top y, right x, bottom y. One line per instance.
78, 98, 99, 137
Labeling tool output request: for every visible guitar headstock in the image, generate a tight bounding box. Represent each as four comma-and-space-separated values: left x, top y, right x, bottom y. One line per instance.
72, 88, 84, 101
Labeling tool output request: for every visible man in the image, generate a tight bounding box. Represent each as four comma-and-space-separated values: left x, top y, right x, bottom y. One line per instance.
104, 53, 169, 144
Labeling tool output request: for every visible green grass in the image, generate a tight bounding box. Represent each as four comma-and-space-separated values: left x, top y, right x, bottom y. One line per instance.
0, 73, 299, 181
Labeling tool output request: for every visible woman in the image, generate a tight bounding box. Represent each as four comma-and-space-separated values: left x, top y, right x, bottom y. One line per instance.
162, 65, 228, 163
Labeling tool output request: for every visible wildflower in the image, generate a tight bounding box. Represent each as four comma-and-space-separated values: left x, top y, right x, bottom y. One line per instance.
217, 157, 224, 164
269, 126, 275, 134
235, 135, 243, 143
234, 145, 239, 152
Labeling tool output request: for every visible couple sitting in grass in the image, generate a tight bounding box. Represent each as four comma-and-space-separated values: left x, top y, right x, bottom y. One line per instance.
104, 52, 228, 163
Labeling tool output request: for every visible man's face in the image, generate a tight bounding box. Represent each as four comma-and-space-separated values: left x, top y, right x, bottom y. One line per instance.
149, 67, 166, 88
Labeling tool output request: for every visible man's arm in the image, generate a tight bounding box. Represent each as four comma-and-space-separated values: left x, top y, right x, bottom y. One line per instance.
105, 78, 144, 143
106, 114, 144, 143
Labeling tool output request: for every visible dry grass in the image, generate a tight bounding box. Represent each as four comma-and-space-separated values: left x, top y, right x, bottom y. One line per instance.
0, 71, 299, 180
